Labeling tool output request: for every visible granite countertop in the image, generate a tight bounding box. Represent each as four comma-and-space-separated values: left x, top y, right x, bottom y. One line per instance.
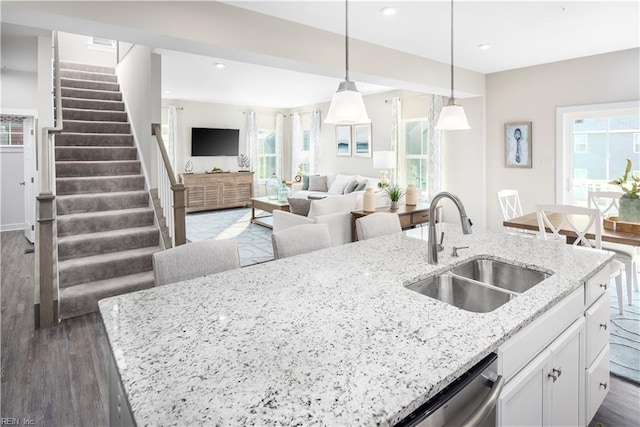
99, 223, 613, 426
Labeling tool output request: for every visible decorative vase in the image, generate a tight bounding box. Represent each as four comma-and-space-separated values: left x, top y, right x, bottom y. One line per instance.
390, 200, 399, 210
277, 181, 291, 203
619, 196, 640, 223
265, 173, 280, 200
363, 188, 376, 212
184, 160, 193, 174
406, 184, 417, 206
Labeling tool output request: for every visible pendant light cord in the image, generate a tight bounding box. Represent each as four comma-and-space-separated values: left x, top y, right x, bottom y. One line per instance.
345, 0, 350, 82
450, 0, 454, 100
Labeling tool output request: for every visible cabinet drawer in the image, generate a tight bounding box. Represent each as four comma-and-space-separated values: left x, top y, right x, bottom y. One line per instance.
585, 294, 610, 367
586, 345, 610, 424
585, 265, 611, 308
411, 211, 430, 226
498, 287, 584, 381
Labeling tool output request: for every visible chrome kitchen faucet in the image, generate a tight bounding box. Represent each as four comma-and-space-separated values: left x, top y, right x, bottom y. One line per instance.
428, 192, 472, 264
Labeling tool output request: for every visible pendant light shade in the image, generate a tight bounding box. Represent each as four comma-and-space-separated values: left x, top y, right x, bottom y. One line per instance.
437, 100, 470, 130
325, 0, 370, 124
436, 0, 470, 131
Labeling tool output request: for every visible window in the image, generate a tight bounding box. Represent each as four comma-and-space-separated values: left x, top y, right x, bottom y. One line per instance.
400, 119, 428, 190
257, 129, 276, 180
300, 129, 311, 175
557, 102, 640, 206
573, 134, 588, 153
0, 115, 25, 146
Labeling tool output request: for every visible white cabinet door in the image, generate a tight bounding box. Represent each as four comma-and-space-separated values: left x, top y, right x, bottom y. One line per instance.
498, 349, 550, 426
548, 318, 585, 427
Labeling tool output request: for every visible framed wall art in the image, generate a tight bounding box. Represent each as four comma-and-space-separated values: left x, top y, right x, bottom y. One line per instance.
353, 123, 372, 157
505, 122, 532, 168
336, 125, 351, 157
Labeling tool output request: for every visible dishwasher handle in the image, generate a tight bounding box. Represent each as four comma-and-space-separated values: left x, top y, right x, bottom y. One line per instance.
460, 375, 505, 427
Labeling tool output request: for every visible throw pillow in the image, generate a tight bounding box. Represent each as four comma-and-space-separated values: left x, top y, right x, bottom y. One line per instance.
308, 175, 328, 192
302, 175, 313, 191
343, 180, 359, 194
355, 180, 368, 191
328, 174, 355, 195
308, 194, 358, 218
287, 197, 311, 217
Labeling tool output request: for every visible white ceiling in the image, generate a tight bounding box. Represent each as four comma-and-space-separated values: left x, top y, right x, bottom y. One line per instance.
226, 0, 640, 75
162, 0, 638, 108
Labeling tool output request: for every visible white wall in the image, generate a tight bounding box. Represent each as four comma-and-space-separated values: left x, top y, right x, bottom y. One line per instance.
58, 31, 116, 67
162, 99, 282, 175
116, 44, 158, 188
485, 48, 640, 231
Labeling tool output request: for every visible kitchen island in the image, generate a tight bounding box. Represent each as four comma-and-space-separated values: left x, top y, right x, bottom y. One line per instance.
99, 223, 613, 426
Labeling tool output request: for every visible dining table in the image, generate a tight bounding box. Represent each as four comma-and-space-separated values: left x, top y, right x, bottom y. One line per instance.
503, 212, 640, 247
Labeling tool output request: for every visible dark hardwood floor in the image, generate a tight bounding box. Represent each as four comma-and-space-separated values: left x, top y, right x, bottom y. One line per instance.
1, 230, 639, 426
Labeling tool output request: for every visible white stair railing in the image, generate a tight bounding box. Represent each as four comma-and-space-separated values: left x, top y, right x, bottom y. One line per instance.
36, 30, 62, 328
152, 123, 186, 247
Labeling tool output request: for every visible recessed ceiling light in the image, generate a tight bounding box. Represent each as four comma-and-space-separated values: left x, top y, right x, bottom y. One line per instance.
478, 44, 491, 50
215, 62, 226, 69
380, 7, 397, 16
164, 90, 171, 94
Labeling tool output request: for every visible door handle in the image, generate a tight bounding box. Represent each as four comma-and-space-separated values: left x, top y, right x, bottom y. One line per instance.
461, 375, 505, 427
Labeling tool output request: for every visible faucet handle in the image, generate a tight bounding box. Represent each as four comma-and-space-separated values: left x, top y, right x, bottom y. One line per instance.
438, 232, 445, 252
451, 246, 469, 257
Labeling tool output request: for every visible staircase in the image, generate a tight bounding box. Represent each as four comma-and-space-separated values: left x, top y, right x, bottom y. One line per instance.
55, 61, 161, 319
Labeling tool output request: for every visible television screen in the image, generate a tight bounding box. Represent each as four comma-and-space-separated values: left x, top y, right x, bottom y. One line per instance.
191, 128, 239, 156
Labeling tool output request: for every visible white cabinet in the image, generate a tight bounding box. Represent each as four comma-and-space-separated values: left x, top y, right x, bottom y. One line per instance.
498, 318, 584, 426
583, 270, 611, 424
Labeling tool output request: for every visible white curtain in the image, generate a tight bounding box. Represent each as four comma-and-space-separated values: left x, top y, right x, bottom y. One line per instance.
167, 105, 178, 172
275, 113, 284, 180
310, 110, 321, 174
291, 112, 303, 178
390, 97, 402, 186
246, 111, 259, 194
426, 95, 446, 201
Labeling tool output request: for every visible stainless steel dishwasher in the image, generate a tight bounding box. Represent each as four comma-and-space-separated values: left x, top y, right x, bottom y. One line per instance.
395, 353, 505, 427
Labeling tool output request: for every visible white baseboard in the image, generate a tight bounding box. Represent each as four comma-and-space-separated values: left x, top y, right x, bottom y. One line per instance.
0, 223, 25, 232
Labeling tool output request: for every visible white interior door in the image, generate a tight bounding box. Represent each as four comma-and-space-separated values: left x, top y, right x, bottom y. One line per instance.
23, 117, 35, 243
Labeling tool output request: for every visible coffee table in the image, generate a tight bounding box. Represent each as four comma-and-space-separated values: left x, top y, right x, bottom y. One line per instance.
250, 197, 290, 229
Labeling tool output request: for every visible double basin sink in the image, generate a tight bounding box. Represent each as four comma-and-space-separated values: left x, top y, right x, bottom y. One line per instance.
406, 257, 551, 313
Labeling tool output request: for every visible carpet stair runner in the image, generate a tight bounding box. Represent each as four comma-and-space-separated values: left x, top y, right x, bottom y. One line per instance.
55, 61, 161, 319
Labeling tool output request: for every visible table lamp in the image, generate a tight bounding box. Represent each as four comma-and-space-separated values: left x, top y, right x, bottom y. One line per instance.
373, 151, 395, 186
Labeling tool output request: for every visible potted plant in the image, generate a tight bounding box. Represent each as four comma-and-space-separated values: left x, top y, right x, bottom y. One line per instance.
384, 185, 405, 210
609, 158, 640, 223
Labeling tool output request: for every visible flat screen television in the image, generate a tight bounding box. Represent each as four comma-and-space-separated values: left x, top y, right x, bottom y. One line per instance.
191, 127, 239, 156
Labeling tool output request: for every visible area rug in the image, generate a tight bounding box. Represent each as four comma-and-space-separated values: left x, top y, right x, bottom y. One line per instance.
185, 208, 274, 267
609, 284, 640, 385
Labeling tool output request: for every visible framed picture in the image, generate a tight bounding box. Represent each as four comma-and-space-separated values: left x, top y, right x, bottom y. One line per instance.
336, 125, 351, 157
505, 122, 532, 168
353, 123, 372, 157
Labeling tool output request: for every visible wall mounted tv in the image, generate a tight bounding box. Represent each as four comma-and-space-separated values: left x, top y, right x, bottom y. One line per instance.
191, 127, 239, 156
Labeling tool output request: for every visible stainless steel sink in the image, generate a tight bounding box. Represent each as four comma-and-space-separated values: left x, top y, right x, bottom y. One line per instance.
406, 257, 551, 313
406, 274, 516, 313
450, 258, 549, 294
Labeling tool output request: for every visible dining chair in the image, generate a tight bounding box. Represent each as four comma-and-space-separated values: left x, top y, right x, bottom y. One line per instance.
355, 213, 402, 240
152, 239, 241, 286
497, 189, 537, 237
588, 190, 639, 305
536, 204, 626, 314
271, 223, 332, 259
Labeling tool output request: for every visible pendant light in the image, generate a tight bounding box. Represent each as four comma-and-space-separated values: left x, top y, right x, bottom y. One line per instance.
325, 0, 370, 124
436, 0, 470, 130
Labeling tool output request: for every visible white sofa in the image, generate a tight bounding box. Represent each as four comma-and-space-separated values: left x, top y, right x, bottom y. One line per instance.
291, 173, 389, 210
273, 193, 358, 246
